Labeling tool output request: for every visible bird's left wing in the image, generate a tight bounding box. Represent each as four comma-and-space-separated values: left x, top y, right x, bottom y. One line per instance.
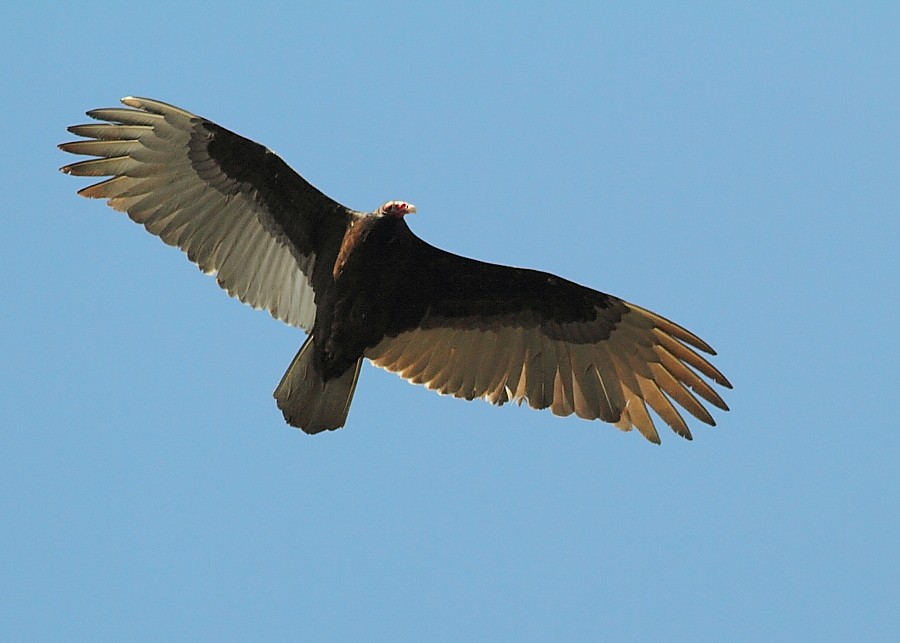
365, 237, 732, 443
60, 97, 356, 331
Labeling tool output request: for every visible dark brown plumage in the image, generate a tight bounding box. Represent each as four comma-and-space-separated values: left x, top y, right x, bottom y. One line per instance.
60, 97, 732, 443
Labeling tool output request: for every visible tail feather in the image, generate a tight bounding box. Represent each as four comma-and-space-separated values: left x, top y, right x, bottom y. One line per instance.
273, 335, 363, 434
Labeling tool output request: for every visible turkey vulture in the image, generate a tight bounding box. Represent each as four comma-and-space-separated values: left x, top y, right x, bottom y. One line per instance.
60, 97, 731, 443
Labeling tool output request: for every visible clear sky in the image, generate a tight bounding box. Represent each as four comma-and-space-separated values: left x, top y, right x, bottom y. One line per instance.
2, 3, 897, 641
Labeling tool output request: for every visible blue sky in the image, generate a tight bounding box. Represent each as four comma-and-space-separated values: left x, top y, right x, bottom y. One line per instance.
2, 3, 897, 641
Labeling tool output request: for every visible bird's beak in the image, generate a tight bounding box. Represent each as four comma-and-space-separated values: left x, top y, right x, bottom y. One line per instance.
406, 204, 417, 215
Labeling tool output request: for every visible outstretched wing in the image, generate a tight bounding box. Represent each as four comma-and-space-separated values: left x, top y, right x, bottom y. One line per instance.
366, 234, 732, 443
60, 97, 355, 330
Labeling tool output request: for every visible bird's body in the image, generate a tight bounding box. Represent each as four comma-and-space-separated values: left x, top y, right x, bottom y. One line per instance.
61, 97, 731, 443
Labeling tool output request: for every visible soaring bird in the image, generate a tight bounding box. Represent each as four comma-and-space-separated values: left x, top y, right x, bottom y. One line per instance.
60, 97, 731, 443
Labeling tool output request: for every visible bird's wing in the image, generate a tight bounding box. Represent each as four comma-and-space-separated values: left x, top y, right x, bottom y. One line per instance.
365, 238, 731, 443
60, 97, 356, 331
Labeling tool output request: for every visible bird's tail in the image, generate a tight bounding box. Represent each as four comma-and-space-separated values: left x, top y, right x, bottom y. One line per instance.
273, 335, 363, 434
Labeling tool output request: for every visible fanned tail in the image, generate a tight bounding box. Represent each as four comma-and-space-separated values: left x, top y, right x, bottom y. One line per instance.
273, 335, 362, 434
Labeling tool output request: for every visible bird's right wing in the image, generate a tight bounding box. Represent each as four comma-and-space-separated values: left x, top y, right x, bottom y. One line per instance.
60, 97, 356, 331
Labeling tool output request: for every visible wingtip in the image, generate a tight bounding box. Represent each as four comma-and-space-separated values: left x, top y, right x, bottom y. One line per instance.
117, 96, 198, 119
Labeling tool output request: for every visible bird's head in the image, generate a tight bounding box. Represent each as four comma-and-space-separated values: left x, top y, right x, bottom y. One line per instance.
377, 200, 417, 218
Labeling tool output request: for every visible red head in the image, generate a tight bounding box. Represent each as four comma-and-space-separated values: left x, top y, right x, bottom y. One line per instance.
377, 201, 417, 218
